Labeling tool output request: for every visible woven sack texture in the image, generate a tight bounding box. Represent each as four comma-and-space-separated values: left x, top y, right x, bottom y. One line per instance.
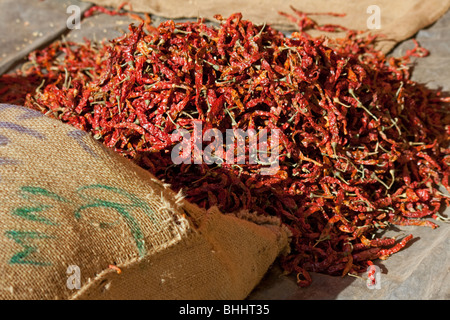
0, 104, 289, 300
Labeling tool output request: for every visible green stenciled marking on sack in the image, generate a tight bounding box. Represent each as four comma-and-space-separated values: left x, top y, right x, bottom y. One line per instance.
12, 205, 59, 226
74, 184, 156, 257
5, 230, 54, 266
20, 186, 69, 203
6, 184, 157, 265
7, 187, 68, 266
11, 186, 66, 226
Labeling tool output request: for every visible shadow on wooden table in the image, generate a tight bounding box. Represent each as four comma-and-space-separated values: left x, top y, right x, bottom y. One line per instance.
247, 261, 359, 300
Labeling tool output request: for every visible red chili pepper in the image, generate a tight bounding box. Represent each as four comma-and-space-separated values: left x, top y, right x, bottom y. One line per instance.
108, 264, 122, 274
378, 234, 413, 259
1, 6, 448, 287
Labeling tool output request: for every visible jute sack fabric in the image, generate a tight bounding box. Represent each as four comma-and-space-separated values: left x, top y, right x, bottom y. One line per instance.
0, 104, 290, 300
82, 0, 450, 54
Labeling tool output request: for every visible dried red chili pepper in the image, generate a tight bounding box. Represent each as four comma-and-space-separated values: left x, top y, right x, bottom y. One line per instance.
0, 7, 449, 286
378, 234, 414, 259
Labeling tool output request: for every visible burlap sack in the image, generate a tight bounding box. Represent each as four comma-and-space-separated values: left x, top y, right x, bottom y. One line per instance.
0, 104, 290, 300
82, 0, 450, 53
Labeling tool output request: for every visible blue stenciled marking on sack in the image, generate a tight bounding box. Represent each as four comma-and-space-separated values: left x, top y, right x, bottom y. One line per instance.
67, 130, 100, 158
0, 104, 44, 119
0, 117, 47, 182
0, 134, 10, 146
0, 157, 21, 165
0, 122, 46, 140
0, 135, 14, 181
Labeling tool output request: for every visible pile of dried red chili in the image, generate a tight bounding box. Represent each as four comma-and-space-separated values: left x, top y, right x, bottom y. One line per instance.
1, 9, 449, 287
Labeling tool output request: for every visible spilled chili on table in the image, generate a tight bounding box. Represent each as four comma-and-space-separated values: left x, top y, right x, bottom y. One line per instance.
1, 7, 449, 287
